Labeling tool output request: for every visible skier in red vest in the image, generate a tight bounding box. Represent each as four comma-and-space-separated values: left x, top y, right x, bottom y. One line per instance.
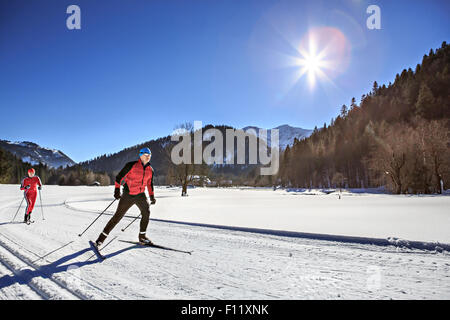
20, 168, 42, 224
95, 147, 156, 247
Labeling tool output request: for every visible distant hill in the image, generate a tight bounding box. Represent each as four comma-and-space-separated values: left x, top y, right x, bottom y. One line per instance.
79, 123, 310, 182
79, 135, 173, 183
0, 140, 76, 168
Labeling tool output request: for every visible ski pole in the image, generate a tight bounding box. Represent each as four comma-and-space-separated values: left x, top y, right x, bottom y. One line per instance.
39, 189, 45, 220
121, 214, 141, 232
78, 199, 117, 237
11, 197, 25, 222
121, 204, 152, 232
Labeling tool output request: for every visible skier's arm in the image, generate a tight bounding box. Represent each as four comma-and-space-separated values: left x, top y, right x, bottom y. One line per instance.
37, 176, 42, 189
20, 178, 29, 190
114, 161, 135, 188
148, 168, 155, 204
147, 168, 155, 196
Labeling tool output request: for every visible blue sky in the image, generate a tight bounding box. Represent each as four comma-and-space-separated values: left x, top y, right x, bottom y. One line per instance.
0, 0, 449, 162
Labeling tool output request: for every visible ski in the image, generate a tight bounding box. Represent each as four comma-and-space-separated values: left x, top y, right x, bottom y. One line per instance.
119, 240, 192, 255
88, 240, 105, 261
86, 236, 117, 261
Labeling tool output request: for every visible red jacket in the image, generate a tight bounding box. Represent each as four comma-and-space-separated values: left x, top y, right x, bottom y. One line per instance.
20, 176, 42, 192
115, 159, 154, 196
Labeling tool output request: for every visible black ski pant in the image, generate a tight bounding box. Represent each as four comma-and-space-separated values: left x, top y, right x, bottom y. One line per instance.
102, 192, 150, 236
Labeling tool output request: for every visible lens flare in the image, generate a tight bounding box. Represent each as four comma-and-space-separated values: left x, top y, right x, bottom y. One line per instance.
295, 27, 351, 89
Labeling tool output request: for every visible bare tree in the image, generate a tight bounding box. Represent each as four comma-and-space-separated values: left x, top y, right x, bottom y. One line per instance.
165, 122, 209, 196
369, 123, 410, 194
417, 118, 450, 193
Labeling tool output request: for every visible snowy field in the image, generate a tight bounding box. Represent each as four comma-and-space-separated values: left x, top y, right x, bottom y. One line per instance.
0, 185, 449, 299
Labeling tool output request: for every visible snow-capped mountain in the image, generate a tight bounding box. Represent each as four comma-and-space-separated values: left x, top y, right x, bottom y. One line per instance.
242, 124, 312, 150
0, 140, 76, 168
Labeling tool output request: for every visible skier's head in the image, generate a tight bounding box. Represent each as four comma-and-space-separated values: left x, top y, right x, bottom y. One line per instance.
139, 147, 152, 164
28, 168, 35, 177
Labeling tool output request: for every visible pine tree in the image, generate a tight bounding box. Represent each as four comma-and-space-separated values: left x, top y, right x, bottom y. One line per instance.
415, 83, 435, 118
340, 104, 348, 117
372, 81, 379, 95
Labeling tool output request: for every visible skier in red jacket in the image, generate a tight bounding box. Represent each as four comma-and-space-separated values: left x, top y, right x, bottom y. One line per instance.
95, 147, 156, 247
20, 168, 42, 224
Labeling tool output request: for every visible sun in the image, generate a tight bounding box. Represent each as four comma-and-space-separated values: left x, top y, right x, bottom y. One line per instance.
303, 51, 326, 85
296, 45, 327, 88
291, 27, 351, 90
304, 54, 322, 73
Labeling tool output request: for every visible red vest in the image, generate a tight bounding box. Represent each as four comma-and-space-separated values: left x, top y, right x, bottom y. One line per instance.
115, 160, 154, 195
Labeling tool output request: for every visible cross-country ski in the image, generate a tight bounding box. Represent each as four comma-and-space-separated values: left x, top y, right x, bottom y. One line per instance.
119, 240, 192, 255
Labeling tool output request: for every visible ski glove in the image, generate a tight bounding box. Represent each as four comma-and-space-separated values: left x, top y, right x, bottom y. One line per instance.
38, 186, 42, 190
114, 187, 121, 199
150, 195, 156, 204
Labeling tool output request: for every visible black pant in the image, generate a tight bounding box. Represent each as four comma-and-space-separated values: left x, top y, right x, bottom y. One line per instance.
102, 192, 150, 235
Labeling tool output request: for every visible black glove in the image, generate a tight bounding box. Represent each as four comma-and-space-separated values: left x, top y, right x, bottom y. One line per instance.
114, 187, 121, 200
38, 186, 42, 190
150, 195, 156, 204
25, 185, 30, 190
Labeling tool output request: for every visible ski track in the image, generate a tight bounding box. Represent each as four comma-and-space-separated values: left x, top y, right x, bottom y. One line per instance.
0, 186, 449, 299
0, 234, 81, 299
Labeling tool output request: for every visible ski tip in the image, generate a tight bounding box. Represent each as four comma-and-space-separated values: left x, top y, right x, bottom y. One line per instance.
88, 240, 105, 260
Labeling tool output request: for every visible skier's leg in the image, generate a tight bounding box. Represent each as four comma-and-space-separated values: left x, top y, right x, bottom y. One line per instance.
27, 192, 37, 219
24, 192, 30, 222
135, 194, 150, 240
96, 193, 133, 244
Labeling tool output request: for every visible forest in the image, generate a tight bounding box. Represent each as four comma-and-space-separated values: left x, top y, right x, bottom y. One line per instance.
0, 148, 110, 186
277, 42, 450, 194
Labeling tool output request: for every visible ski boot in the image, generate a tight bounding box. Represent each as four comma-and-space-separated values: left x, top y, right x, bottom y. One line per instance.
95, 232, 108, 247
25, 213, 32, 225
138, 233, 154, 246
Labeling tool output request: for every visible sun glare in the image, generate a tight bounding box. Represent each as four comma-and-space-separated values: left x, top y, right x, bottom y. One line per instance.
299, 50, 326, 87
296, 49, 326, 88
292, 27, 351, 90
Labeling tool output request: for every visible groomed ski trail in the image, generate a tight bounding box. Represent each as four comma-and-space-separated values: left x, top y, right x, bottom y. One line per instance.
0, 231, 120, 300
0, 185, 449, 299
0, 233, 86, 299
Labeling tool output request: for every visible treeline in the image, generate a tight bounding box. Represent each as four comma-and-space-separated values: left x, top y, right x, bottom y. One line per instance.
79, 124, 264, 187
46, 165, 111, 186
79, 136, 172, 185
278, 42, 450, 194
0, 148, 110, 186
0, 148, 36, 184
163, 123, 259, 194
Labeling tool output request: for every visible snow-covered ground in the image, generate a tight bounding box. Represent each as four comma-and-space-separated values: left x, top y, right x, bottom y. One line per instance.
0, 185, 449, 299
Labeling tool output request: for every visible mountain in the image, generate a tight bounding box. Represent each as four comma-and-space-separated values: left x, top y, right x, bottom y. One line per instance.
79, 135, 173, 183
0, 140, 76, 168
242, 124, 312, 150
79, 124, 311, 182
